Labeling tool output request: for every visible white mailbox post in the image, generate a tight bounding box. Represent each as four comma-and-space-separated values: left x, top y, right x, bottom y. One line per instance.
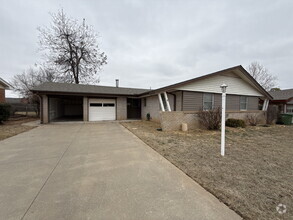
220, 84, 228, 156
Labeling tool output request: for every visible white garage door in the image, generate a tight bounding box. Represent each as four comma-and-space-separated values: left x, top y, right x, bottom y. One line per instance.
89, 98, 116, 121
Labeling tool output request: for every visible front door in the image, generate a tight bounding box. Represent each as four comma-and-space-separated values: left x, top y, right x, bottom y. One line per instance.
127, 98, 141, 119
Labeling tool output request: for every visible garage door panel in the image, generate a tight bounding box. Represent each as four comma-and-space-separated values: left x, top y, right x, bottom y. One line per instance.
89, 99, 116, 121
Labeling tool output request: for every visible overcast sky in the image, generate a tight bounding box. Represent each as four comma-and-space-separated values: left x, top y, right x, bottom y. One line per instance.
1, 0, 293, 97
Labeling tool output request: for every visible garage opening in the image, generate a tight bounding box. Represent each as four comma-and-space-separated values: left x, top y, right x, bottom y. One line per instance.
48, 96, 83, 122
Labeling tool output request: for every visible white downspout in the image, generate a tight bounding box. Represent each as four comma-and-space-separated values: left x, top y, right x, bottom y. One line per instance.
158, 93, 165, 112
164, 92, 171, 111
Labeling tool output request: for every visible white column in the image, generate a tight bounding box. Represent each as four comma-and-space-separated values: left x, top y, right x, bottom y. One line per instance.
265, 99, 270, 111
221, 91, 226, 156
262, 99, 268, 111
164, 92, 171, 111
158, 93, 165, 112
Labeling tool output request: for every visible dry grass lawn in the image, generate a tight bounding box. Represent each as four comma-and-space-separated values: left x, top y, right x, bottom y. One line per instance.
122, 121, 293, 220
0, 116, 37, 140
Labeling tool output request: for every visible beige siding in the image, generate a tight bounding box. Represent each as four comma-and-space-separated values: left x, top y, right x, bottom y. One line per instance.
226, 95, 240, 111
176, 71, 263, 96
174, 91, 182, 111
181, 91, 259, 111
182, 91, 203, 111
116, 97, 127, 120
214, 94, 221, 109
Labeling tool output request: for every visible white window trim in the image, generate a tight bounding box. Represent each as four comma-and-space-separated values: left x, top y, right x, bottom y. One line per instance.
240, 96, 248, 111
203, 93, 214, 110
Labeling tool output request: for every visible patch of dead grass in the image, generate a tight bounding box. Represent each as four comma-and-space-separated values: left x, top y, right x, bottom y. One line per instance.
122, 121, 293, 220
0, 117, 38, 141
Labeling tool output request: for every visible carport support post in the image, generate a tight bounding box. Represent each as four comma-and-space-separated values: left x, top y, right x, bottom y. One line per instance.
42, 95, 49, 124
83, 97, 88, 122
220, 84, 227, 156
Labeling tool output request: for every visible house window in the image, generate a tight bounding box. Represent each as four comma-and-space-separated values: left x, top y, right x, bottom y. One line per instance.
203, 93, 214, 110
287, 105, 293, 113
240, 96, 248, 110
143, 98, 147, 107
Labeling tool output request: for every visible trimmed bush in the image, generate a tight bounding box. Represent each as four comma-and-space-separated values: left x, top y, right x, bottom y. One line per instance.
226, 118, 246, 128
0, 103, 11, 123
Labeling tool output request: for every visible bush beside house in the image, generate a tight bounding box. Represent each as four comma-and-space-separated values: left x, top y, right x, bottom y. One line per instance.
226, 118, 246, 128
0, 104, 11, 123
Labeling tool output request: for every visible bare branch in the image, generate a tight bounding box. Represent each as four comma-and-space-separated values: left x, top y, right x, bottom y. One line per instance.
246, 61, 278, 91
38, 9, 107, 84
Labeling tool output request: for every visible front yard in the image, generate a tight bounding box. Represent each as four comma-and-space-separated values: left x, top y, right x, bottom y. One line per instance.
0, 116, 37, 140
122, 121, 293, 220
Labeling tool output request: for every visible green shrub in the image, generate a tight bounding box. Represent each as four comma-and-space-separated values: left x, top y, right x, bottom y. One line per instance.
226, 118, 246, 128
146, 113, 151, 121
0, 103, 11, 123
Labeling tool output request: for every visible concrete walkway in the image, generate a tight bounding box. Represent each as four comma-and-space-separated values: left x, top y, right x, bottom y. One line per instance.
0, 123, 241, 220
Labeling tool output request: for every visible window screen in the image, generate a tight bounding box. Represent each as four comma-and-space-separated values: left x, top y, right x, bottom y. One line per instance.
203, 93, 214, 110
240, 96, 248, 110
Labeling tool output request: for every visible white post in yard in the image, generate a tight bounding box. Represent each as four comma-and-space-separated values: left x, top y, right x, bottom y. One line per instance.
220, 84, 228, 156
158, 93, 165, 112
164, 92, 171, 111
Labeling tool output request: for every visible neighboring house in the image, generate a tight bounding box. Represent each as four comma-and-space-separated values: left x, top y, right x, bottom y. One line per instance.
269, 89, 293, 114
31, 65, 272, 129
0, 77, 11, 103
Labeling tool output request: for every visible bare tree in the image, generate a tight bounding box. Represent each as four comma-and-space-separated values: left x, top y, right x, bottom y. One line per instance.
10, 66, 58, 115
247, 61, 277, 91
11, 66, 57, 99
38, 9, 107, 84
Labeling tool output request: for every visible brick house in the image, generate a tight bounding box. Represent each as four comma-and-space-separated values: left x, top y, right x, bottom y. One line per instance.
31, 65, 272, 129
0, 78, 11, 103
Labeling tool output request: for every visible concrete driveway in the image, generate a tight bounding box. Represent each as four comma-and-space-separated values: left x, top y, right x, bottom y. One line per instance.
0, 123, 241, 220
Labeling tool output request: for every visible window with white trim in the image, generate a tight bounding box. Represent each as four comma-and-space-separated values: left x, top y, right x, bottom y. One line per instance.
203, 93, 214, 110
240, 96, 248, 110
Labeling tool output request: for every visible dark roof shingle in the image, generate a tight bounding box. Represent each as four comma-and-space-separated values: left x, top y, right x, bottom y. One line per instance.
269, 89, 293, 100
31, 82, 149, 96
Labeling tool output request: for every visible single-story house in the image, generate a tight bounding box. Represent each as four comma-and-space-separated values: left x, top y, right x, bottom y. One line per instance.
268, 89, 293, 114
31, 65, 272, 129
0, 77, 11, 103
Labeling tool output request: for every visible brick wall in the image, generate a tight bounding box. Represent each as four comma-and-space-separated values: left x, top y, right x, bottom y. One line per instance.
141, 94, 174, 122
116, 97, 127, 120
0, 88, 5, 103
160, 110, 266, 131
